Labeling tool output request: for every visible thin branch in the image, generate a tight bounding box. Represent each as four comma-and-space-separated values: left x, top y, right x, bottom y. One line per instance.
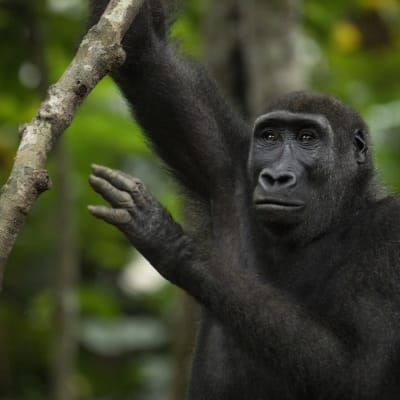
0, 0, 144, 287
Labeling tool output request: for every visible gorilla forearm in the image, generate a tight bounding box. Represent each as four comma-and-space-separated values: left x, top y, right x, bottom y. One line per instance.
183, 261, 393, 398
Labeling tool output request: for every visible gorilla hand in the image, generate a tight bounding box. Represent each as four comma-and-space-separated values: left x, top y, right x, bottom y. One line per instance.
89, 164, 189, 283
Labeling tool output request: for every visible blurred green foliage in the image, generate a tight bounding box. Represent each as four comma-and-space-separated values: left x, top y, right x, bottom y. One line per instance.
0, 0, 400, 398
303, 0, 400, 189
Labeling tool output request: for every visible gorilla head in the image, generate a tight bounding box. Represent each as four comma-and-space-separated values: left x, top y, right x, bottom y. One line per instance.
248, 92, 376, 243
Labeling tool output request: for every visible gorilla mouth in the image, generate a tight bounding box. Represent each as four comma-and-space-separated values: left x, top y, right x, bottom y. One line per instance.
254, 197, 305, 211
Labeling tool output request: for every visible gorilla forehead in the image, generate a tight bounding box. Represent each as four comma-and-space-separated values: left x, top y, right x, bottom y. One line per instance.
254, 110, 333, 134
263, 91, 369, 141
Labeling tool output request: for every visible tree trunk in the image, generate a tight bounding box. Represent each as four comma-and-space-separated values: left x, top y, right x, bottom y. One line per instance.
204, 0, 303, 119
168, 293, 198, 400
53, 141, 79, 400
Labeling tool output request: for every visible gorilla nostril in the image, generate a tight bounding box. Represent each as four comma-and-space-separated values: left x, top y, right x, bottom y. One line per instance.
277, 173, 296, 186
259, 169, 296, 189
265, 174, 276, 186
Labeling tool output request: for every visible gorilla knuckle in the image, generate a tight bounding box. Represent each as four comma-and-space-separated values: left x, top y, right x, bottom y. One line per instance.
118, 191, 134, 208
129, 178, 146, 194
112, 209, 132, 225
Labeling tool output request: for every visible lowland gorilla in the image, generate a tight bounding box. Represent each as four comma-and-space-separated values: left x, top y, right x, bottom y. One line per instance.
88, 1, 400, 399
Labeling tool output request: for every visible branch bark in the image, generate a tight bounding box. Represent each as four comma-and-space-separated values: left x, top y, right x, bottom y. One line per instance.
0, 0, 144, 287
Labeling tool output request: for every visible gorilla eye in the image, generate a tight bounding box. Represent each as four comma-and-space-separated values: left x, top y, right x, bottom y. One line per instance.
298, 130, 317, 144
260, 129, 279, 143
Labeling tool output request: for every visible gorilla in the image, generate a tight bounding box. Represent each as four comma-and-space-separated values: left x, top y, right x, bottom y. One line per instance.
88, 1, 400, 399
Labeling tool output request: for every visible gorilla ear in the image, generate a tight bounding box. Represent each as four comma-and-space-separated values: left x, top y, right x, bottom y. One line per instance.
354, 129, 368, 164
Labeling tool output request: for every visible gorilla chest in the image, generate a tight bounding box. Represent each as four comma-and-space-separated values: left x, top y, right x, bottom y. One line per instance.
264, 236, 352, 302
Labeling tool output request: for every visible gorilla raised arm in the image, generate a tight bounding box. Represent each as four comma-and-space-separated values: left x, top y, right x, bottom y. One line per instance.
89, 0, 249, 198
88, 2, 400, 399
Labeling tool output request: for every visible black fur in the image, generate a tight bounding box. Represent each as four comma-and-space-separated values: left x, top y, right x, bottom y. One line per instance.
89, 2, 400, 399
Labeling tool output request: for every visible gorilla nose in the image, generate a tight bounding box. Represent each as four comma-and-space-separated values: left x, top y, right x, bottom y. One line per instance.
259, 168, 297, 190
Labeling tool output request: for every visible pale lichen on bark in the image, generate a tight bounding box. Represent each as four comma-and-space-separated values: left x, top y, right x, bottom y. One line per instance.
0, 0, 144, 287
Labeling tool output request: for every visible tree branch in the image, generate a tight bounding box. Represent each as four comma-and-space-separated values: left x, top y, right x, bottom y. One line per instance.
0, 0, 144, 287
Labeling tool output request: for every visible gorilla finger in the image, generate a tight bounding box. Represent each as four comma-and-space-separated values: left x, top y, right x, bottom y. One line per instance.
89, 175, 135, 209
88, 205, 132, 225
91, 164, 148, 199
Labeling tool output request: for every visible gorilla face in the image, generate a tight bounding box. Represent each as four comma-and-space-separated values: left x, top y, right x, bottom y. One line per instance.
247, 110, 366, 239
